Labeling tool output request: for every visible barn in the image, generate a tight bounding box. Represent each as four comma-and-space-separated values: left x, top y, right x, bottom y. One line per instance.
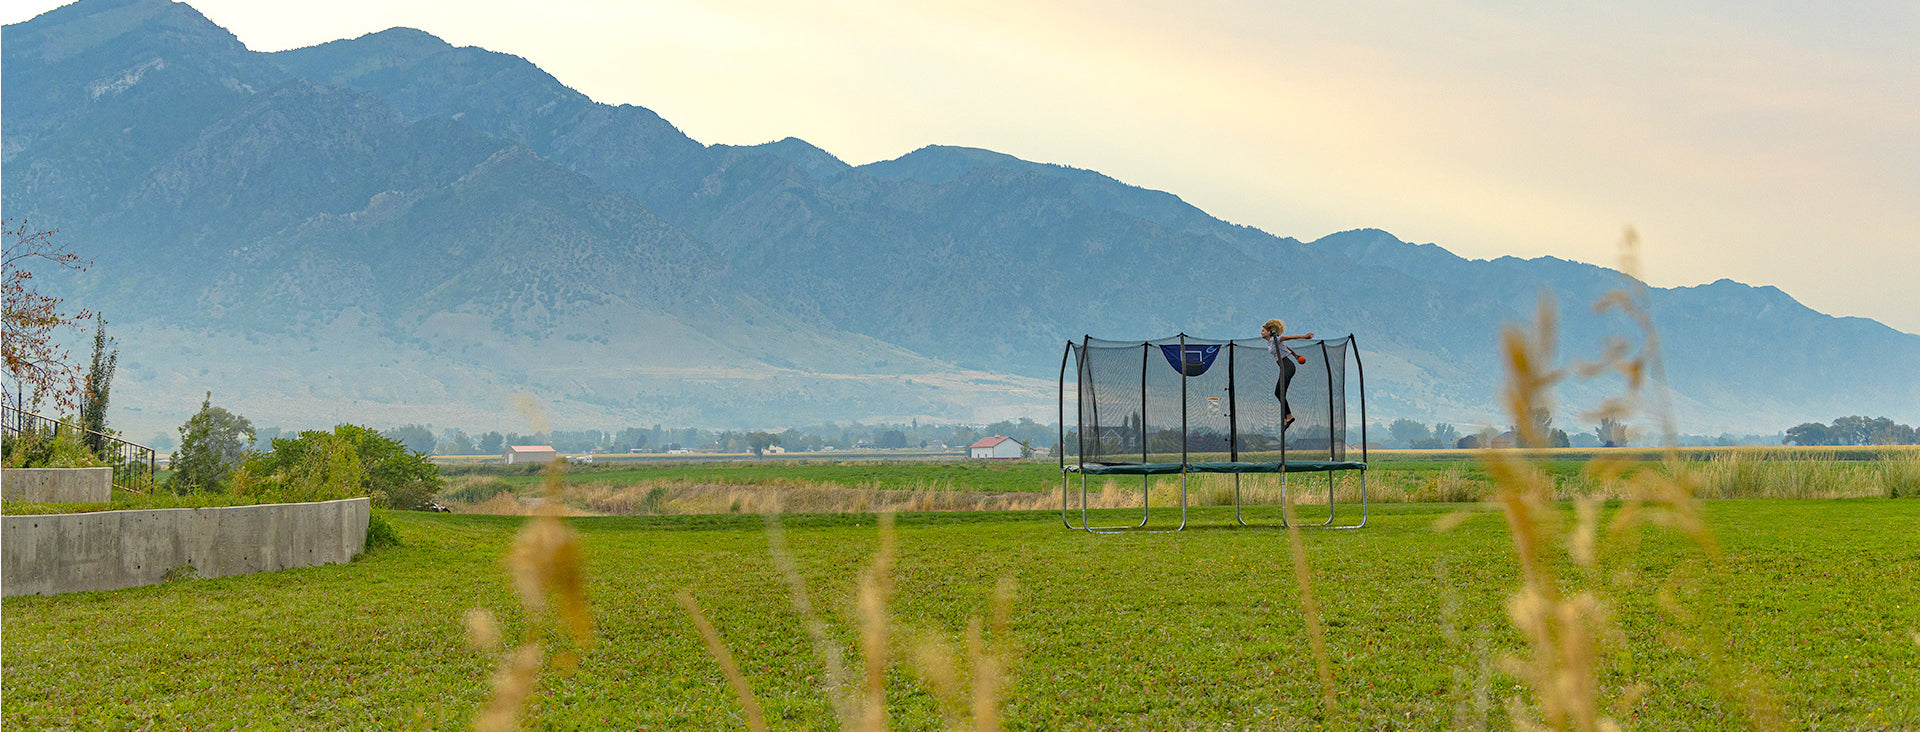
505, 445, 559, 465
968, 435, 1023, 459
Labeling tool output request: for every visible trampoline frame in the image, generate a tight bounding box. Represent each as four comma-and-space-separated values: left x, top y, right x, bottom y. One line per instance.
1056, 334, 1370, 532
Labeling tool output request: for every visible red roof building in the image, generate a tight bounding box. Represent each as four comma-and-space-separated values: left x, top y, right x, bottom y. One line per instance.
968, 435, 1023, 459
505, 445, 559, 465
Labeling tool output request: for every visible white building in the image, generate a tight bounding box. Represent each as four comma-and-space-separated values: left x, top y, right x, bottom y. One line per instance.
968, 435, 1023, 459
505, 445, 559, 465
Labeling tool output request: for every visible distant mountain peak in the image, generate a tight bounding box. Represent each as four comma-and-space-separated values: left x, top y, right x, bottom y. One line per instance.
5, 0, 244, 64
719, 136, 850, 179
335, 27, 452, 57
860, 145, 1023, 185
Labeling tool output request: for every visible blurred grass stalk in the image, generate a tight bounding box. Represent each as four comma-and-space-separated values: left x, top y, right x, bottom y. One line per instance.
684, 511, 1015, 731
471, 458, 593, 732
1479, 228, 1778, 731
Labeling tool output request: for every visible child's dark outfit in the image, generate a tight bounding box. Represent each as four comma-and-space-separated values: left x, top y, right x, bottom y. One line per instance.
1266, 335, 1300, 427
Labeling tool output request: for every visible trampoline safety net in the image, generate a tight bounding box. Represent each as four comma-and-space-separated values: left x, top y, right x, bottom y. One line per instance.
1067, 335, 1357, 465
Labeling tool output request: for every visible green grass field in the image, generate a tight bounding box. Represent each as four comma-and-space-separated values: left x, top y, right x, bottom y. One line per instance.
5, 498, 1916, 730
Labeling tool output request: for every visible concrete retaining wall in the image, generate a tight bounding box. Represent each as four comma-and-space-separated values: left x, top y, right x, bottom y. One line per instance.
2, 467, 112, 503
2, 497, 369, 597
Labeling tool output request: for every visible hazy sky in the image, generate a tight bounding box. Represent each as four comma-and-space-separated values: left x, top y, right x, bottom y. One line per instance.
7, 0, 1917, 334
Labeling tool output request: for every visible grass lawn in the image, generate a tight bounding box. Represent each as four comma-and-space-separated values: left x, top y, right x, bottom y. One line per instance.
4, 499, 1917, 730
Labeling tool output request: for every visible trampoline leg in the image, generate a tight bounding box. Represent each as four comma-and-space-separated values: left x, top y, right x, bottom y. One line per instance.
1279, 471, 1291, 529
1234, 473, 1245, 525
1301, 469, 1369, 530
1315, 472, 1336, 527
1177, 472, 1189, 530
1087, 472, 1189, 534
1061, 471, 1079, 529
1079, 473, 1155, 533
1139, 474, 1152, 526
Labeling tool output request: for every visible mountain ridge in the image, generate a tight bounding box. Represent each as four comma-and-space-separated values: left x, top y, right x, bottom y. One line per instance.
5, 0, 1915, 441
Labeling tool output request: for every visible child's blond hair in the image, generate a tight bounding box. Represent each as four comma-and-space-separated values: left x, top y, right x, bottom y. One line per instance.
1263, 318, 1285, 336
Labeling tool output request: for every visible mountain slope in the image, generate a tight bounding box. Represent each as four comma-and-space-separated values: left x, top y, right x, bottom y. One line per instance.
2, 0, 1053, 438
6, 0, 1915, 440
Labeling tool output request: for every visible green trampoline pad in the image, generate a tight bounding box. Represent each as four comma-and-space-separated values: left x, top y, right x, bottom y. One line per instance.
1065, 461, 1366, 476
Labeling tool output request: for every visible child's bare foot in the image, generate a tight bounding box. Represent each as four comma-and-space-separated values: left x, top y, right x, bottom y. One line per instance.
1282, 414, 1296, 430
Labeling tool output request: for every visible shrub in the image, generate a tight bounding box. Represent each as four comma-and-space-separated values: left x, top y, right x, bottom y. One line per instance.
364, 510, 402, 550
243, 425, 444, 509
2, 427, 107, 469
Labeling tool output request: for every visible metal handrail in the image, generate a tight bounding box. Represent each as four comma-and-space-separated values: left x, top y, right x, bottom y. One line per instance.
2, 404, 157, 494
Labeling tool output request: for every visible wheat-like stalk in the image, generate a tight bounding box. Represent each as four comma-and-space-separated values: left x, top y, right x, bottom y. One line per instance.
1473, 229, 1767, 730
1278, 486, 1337, 713
678, 590, 770, 732
687, 511, 1015, 731
469, 445, 593, 731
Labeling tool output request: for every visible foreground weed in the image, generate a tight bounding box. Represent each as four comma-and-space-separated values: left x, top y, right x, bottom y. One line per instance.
1278, 489, 1337, 713
1472, 229, 1775, 731
468, 458, 592, 732
684, 512, 1016, 731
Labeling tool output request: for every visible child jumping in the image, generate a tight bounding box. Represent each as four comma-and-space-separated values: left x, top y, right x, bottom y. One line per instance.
1261, 318, 1314, 430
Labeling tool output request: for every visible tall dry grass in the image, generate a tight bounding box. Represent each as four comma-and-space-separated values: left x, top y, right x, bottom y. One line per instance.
466, 459, 594, 732
1691, 449, 1920, 499
1451, 229, 1780, 732
683, 512, 1017, 731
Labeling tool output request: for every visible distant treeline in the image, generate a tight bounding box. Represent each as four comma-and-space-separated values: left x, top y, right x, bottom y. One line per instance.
1782, 416, 1919, 446
361, 418, 1064, 456
277, 413, 1871, 456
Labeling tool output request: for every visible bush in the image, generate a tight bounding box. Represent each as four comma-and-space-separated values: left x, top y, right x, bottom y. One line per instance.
364, 510, 402, 550
240, 425, 444, 509
2, 428, 108, 469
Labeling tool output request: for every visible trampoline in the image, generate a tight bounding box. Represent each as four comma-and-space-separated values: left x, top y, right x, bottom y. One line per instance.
1057, 334, 1370, 532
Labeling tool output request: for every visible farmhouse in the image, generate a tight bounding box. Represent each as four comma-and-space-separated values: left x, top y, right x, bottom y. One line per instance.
504, 445, 559, 464
969, 435, 1023, 459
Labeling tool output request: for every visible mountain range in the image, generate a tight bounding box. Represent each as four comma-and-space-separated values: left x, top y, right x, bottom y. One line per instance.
6, 0, 1917, 443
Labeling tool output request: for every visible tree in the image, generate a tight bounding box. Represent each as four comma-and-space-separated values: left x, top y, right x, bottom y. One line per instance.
1595, 417, 1628, 447
1830, 415, 1872, 446
1512, 408, 1560, 448
1388, 419, 1431, 448
746, 431, 780, 456
614, 427, 650, 452
478, 431, 505, 454
78, 316, 118, 456
1893, 422, 1920, 445
382, 424, 437, 454
172, 393, 255, 493
780, 428, 825, 452
3, 221, 93, 411
1783, 422, 1834, 446
439, 429, 476, 456
876, 429, 909, 449
1428, 423, 1460, 449
1783, 416, 1918, 446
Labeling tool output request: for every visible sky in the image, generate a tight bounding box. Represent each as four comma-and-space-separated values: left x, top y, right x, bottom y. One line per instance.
6, 0, 1917, 334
